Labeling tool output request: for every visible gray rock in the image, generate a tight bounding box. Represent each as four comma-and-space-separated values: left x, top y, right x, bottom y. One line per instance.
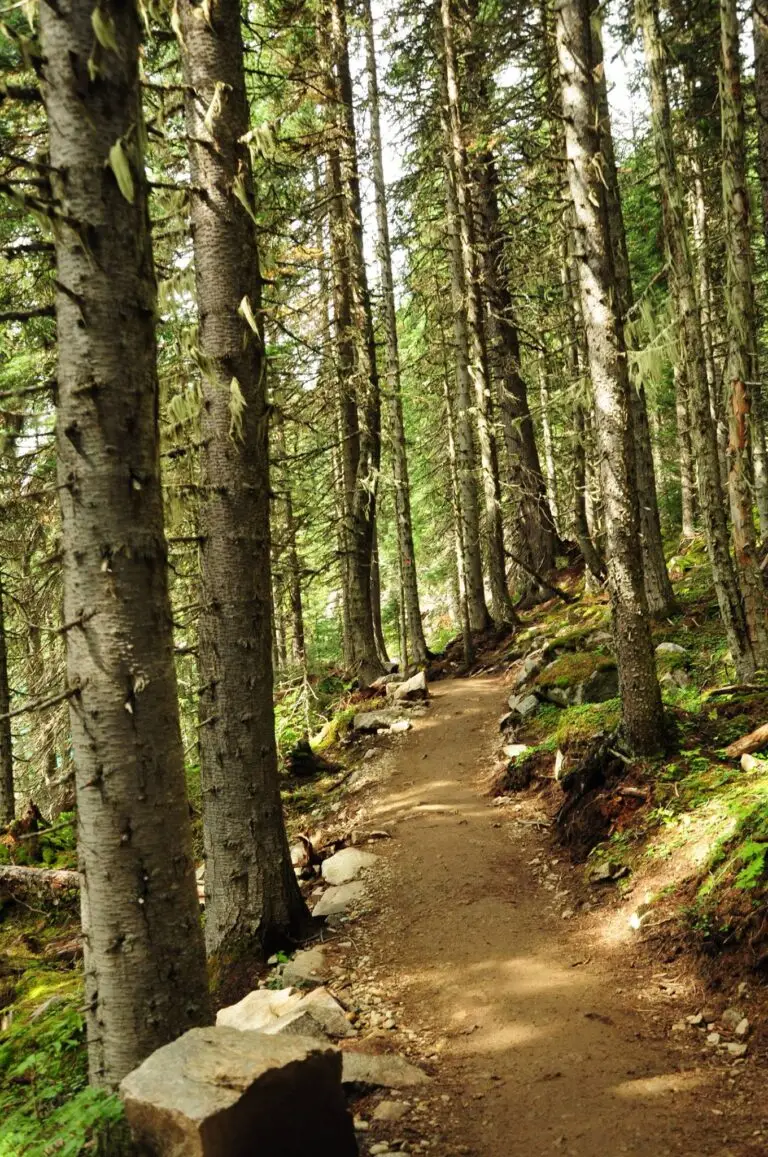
372, 1100, 409, 1123
354, 709, 408, 732
389, 719, 412, 733
293, 986, 354, 1039
735, 1017, 750, 1038
322, 847, 379, 887
120, 1026, 357, 1157
656, 641, 686, 656
727, 1042, 748, 1057
502, 744, 529, 759
282, 945, 328, 988
506, 692, 540, 719
391, 670, 428, 702
262, 1008, 329, 1041
312, 880, 366, 918
513, 651, 545, 688
721, 1007, 745, 1031
342, 1051, 430, 1089
543, 687, 572, 708
589, 860, 628, 884
578, 665, 619, 704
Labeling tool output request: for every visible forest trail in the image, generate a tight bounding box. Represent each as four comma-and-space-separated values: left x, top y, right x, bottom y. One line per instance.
347, 675, 763, 1157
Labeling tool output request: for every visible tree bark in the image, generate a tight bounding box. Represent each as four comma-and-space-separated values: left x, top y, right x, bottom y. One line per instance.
363, 0, 430, 666
591, 7, 675, 618
720, 0, 768, 655
0, 570, 14, 823
556, 0, 664, 753
324, 1, 384, 683
636, 0, 759, 678
674, 364, 697, 538
474, 152, 559, 586
438, 0, 514, 626
754, 0, 768, 281
178, 0, 309, 960
39, 0, 210, 1087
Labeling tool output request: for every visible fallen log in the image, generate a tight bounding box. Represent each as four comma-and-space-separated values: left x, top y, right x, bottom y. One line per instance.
724, 722, 768, 759
0, 864, 79, 906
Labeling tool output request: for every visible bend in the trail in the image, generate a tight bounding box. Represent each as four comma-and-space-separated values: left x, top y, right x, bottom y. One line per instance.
332, 675, 766, 1157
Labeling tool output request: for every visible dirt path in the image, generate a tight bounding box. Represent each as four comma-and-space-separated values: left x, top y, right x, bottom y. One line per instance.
341, 675, 767, 1157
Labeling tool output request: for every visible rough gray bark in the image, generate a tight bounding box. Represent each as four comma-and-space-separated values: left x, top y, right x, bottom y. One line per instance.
438, 0, 514, 626
538, 356, 560, 530
363, 0, 429, 666
39, 0, 210, 1087
178, 0, 309, 960
0, 570, 14, 823
719, 0, 768, 656
473, 152, 559, 586
636, 0, 759, 678
439, 124, 491, 632
556, 0, 664, 753
591, 6, 674, 618
324, 1, 384, 683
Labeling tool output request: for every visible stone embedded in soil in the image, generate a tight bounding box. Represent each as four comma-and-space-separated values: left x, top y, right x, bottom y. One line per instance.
506, 692, 540, 719
721, 1007, 744, 1031
282, 945, 328, 988
656, 642, 687, 655
120, 1026, 357, 1157
502, 744, 529, 759
578, 665, 619, 704
735, 1017, 750, 1037
217, 988, 302, 1032
354, 709, 410, 732
373, 1100, 409, 1122
391, 671, 428, 702
589, 860, 627, 884
312, 880, 366, 918
390, 719, 412, 733
512, 651, 545, 688
322, 847, 379, 887
342, 1051, 430, 1089
727, 1042, 748, 1057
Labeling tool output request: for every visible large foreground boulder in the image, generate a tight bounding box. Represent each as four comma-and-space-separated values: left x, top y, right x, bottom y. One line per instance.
120, 1026, 358, 1157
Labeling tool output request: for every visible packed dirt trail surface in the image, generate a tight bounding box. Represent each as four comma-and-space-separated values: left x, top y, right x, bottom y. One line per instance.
351, 675, 766, 1157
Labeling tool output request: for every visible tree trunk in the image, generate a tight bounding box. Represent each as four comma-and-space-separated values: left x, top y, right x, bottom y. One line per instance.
363, 0, 429, 666
636, 0, 759, 678
753, 0, 768, 267
438, 134, 491, 632
674, 364, 697, 539
538, 356, 560, 531
591, 6, 675, 618
0, 570, 14, 823
555, 0, 664, 753
438, 0, 514, 626
40, 0, 210, 1087
324, 1, 383, 683
179, 0, 309, 961
720, 0, 768, 654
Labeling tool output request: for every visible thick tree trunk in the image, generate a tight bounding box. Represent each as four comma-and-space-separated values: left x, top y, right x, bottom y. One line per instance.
363, 0, 429, 666
754, 0, 768, 273
179, 0, 308, 961
556, 0, 664, 753
538, 357, 560, 531
591, 8, 674, 618
40, 0, 210, 1087
474, 153, 559, 585
439, 137, 491, 632
720, 0, 768, 655
324, 2, 384, 683
0, 571, 14, 823
636, 0, 759, 678
438, 0, 514, 626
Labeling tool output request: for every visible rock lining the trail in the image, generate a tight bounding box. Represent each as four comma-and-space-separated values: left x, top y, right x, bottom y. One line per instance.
312, 879, 367, 917
322, 846, 379, 886
120, 1027, 357, 1157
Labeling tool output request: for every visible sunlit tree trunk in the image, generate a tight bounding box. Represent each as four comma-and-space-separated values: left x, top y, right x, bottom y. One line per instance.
591, 6, 674, 618
556, 0, 664, 752
637, 0, 760, 677
363, 0, 429, 665
438, 0, 514, 626
179, 0, 308, 961
720, 0, 768, 651
40, 0, 210, 1086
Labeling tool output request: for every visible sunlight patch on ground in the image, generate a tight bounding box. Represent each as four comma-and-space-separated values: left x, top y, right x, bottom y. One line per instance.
611, 1070, 706, 1098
